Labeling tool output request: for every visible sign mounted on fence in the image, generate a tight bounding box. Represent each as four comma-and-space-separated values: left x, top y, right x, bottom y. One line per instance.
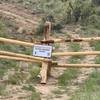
33, 44, 52, 58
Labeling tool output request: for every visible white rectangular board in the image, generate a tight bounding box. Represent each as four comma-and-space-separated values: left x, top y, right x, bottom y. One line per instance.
33, 44, 52, 58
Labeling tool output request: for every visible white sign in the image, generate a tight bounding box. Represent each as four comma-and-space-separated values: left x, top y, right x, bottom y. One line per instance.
33, 44, 52, 58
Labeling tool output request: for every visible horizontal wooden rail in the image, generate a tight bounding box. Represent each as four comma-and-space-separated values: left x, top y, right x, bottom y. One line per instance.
57, 64, 100, 68
59, 37, 100, 43
0, 37, 34, 47
0, 55, 41, 63
1, 51, 100, 62
0, 37, 100, 47
52, 51, 100, 56
41, 37, 100, 43
0, 55, 100, 68
0, 50, 51, 62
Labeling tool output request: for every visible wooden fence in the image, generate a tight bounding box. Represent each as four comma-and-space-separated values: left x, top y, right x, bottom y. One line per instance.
0, 37, 100, 83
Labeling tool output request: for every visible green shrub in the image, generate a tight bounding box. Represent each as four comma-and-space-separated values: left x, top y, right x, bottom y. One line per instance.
29, 65, 40, 79
69, 43, 80, 52
71, 71, 100, 100
92, 41, 100, 51
95, 56, 100, 64
0, 60, 17, 78
22, 85, 41, 100
36, 20, 44, 35
58, 68, 79, 86
92, 0, 100, 6
0, 84, 6, 95
8, 72, 22, 84
80, 2, 95, 25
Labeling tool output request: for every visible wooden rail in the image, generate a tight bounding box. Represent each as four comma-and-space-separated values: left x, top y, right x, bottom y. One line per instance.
41, 37, 100, 43
0, 37, 33, 47
0, 50, 51, 62
56, 37, 100, 43
0, 55, 40, 63
52, 51, 100, 56
0, 37, 100, 47
57, 64, 100, 68
0, 54, 100, 68
0, 36, 100, 84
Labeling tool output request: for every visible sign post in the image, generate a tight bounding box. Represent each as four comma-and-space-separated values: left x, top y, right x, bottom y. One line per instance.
33, 44, 52, 84
34, 21, 52, 84
33, 45, 52, 84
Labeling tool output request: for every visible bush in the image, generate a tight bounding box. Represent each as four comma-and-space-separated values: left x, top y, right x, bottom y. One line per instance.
58, 68, 79, 86
22, 85, 41, 100
92, 0, 100, 6
80, 2, 95, 24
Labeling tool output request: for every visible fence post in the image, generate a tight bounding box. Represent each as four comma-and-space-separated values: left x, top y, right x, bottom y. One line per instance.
40, 21, 52, 84
40, 61, 49, 84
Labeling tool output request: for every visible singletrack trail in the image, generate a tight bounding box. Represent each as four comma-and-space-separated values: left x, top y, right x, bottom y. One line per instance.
35, 39, 71, 100
35, 30, 96, 100
63, 34, 96, 99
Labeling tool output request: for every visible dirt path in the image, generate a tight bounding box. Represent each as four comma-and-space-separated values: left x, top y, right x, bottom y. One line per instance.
64, 34, 96, 98
35, 33, 96, 100
35, 41, 71, 100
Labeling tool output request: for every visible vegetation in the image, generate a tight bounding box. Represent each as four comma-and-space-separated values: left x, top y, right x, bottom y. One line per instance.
92, 0, 100, 6
70, 33, 100, 100
71, 71, 100, 100
0, 84, 6, 96
0, 0, 100, 99
2, 0, 99, 34
94, 41, 100, 64
58, 68, 79, 86
22, 85, 41, 100
68, 42, 83, 64
0, 19, 41, 98
90, 41, 100, 64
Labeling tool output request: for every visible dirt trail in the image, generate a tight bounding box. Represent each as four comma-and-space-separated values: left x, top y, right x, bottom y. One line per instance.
35, 41, 71, 100
35, 33, 96, 100
64, 34, 96, 97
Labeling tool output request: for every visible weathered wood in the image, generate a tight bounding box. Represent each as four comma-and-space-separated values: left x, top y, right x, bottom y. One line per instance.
41, 37, 100, 43
52, 51, 100, 56
0, 37, 100, 47
0, 55, 41, 63
43, 21, 52, 40
0, 50, 51, 62
40, 21, 53, 83
57, 64, 100, 68
47, 62, 52, 76
1, 55, 100, 68
54, 37, 100, 42
0, 37, 33, 47
40, 62, 49, 84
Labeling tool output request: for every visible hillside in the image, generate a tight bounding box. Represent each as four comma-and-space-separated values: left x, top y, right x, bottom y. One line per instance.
0, 0, 100, 100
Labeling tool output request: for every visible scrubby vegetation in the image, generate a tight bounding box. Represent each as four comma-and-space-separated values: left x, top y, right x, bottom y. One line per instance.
0, 19, 41, 99
71, 70, 100, 100
58, 68, 79, 86
0, 0, 100, 100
